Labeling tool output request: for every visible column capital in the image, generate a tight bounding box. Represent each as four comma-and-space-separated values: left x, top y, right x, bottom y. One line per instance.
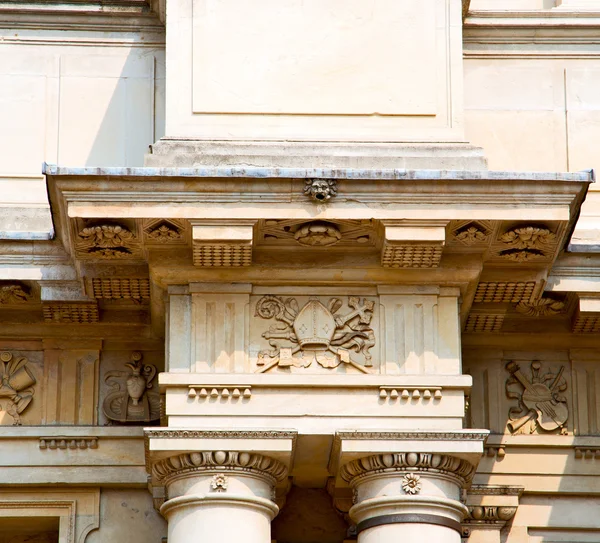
340, 452, 478, 488
152, 450, 288, 486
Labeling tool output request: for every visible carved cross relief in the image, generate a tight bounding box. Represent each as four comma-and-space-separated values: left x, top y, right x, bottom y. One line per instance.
253, 296, 376, 373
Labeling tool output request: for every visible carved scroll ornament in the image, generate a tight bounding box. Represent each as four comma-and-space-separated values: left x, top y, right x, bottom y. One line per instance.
0, 352, 36, 425
255, 295, 375, 374
103, 352, 160, 423
506, 361, 568, 435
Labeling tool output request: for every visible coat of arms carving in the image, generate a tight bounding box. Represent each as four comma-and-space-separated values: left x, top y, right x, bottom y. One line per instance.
254, 296, 375, 373
505, 361, 568, 434
103, 352, 160, 423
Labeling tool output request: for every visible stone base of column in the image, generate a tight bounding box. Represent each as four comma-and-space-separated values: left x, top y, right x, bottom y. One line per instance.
145, 139, 488, 170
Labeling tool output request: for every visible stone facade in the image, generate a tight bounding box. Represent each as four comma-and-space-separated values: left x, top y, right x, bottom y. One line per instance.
1, 0, 600, 542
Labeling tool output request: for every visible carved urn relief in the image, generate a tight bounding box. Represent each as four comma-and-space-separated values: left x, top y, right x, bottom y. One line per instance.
103, 352, 160, 423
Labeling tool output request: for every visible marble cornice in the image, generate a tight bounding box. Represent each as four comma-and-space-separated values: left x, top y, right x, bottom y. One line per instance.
44, 164, 591, 220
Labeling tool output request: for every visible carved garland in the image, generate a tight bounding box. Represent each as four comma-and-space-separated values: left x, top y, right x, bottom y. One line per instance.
340, 453, 476, 485
152, 451, 288, 483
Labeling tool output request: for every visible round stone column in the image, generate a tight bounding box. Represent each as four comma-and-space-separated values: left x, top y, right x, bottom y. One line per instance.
153, 450, 287, 543
341, 452, 475, 543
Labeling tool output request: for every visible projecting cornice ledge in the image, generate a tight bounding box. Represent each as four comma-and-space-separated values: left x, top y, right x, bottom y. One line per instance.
43, 164, 593, 223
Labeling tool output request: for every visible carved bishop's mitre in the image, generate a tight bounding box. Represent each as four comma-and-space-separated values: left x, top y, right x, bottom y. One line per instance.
293, 298, 336, 350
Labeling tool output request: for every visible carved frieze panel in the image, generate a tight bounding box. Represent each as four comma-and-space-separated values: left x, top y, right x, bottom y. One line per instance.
464, 351, 572, 436
257, 219, 376, 247
102, 351, 160, 424
251, 295, 378, 374
506, 361, 568, 435
0, 351, 36, 426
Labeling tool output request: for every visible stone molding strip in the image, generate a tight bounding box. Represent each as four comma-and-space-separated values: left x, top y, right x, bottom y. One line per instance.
152, 451, 288, 483
357, 513, 462, 535
340, 453, 476, 485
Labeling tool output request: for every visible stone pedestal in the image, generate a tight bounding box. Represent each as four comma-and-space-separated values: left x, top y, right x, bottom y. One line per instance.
155, 451, 284, 543
342, 453, 472, 543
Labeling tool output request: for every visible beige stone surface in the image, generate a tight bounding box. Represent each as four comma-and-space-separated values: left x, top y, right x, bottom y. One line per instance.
86, 490, 166, 543
164, 0, 467, 142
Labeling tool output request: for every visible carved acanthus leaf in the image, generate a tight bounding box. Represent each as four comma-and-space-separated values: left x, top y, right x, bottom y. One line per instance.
0, 283, 30, 304
77, 224, 136, 258
499, 227, 556, 250
499, 249, 545, 262
147, 224, 182, 243
515, 298, 565, 317
454, 226, 488, 245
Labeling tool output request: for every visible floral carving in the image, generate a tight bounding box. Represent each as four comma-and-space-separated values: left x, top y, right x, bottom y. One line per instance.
515, 298, 565, 317
499, 249, 545, 262
402, 473, 422, 495
147, 224, 182, 243
255, 296, 375, 374
294, 222, 342, 246
499, 227, 556, 250
455, 226, 488, 245
506, 361, 568, 435
304, 178, 337, 202
211, 474, 229, 492
78, 224, 135, 258
102, 352, 160, 423
0, 352, 36, 425
0, 283, 30, 304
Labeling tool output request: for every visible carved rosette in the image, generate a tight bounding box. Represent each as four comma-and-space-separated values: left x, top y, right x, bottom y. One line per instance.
152, 450, 288, 486
340, 452, 476, 486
